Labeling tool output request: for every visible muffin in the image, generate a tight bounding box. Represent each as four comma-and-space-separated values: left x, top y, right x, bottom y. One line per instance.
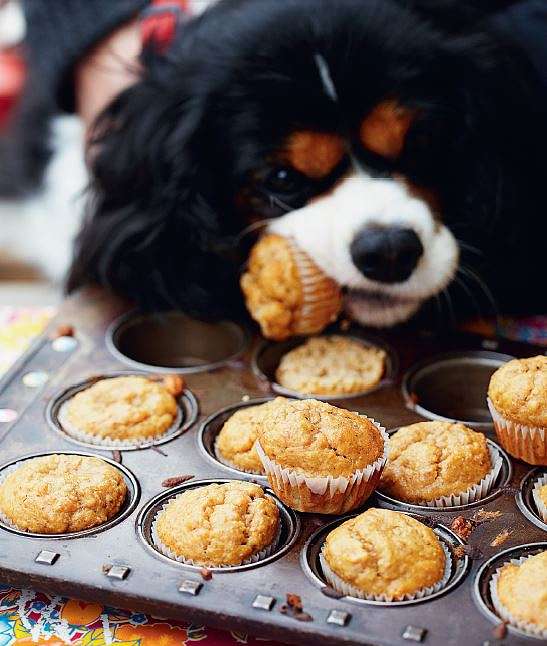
215, 399, 284, 474
153, 481, 280, 566
255, 398, 388, 513
491, 550, 547, 636
380, 421, 499, 506
60, 375, 179, 445
321, 508, 448, 600
532, 476, 547, 523
276, 335, 386, 395
0, 454, 127, 534
488, 355, 547, 465
240, 234, 342, 340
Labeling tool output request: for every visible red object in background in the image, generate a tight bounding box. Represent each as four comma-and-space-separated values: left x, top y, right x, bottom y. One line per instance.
141, 0, 190, 52
0, 46, 25, 129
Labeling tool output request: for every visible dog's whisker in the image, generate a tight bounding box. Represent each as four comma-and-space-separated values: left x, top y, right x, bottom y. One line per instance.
236, 219, 274, 242
456, 239, 484, 257
453, 274, 484, 320
440, 288, 456, 328
268, 194, 292, 213
458, 265, 500, 323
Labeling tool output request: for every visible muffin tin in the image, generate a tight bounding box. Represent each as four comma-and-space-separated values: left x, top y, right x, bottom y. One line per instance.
0, 287, 545, 646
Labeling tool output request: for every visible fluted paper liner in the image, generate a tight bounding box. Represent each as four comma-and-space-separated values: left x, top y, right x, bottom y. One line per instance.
532, 473, 547, 523
151, 496, 281, 568
488, 398, 546, 465
420, 444, 503, 508
288, 238, 342, 336
214, 435, 265, 476
255, 417, 389, 514
490, 555, 547, 639
58, 399, 183, 449
320, 540, 452, 602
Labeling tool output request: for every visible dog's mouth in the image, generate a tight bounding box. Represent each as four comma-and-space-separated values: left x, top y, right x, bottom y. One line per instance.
343, 287, 423, 327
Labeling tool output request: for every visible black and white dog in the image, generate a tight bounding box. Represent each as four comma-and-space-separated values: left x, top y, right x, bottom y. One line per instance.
67, 0, 547, 328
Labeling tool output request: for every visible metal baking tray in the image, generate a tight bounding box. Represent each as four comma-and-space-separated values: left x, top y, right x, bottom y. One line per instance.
0, 286, 545, 646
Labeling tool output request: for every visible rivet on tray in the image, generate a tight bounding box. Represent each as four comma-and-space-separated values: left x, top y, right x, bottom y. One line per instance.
35, 550, 59, 565
481, 339, 498, 351
0, 408, 17, 423
22, 371, 49, 388
105, 565, 131, 580
252, 594, 275, 611
178, 579, 203, 596
51, 336, 78, 353
241, 395, 250, 402
326, 609, 350, 627
402, 625, 427, 642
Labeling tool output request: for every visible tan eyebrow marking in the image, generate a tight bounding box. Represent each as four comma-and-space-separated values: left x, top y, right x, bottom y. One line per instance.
360, 101, 415, 159
284, 130, 345, 179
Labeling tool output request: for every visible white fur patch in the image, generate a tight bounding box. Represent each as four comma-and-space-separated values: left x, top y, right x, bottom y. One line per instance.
269, 174, 459, 327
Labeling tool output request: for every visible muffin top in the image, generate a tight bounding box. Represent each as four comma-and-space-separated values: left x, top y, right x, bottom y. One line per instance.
256, 398, 384, 477
380, 421, 492, 503
497, 550, 547, 630
323, 508, 446, 597
488, 356, 547, 427
155, 481, 279, 566
275, 335, 386, 395
64, 375, 178, 440
0, 454, 126, 534
216, 400, 285, 474
240, 234, 340, 340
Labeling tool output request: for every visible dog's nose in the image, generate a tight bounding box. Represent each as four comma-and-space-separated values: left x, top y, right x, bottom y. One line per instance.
350, 226, 423, 283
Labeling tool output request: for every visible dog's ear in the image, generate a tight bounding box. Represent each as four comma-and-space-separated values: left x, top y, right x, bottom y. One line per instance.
66, 68, 243, 319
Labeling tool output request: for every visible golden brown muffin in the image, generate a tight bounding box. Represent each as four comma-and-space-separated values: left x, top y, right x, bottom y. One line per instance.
276, 335, 386, 395
380, 421, 492, 503
240, 234, 342, 340
496, 551, 547, 630
154, 481, 279, 566
0, 454, 126, 533
215, 400, 284, 474
256, 398, 386, 513
537, 484, 547, 508
322, 508, 446, 598
63, 375, 178, 441
488, 356, 547, 428
257, 398, 384, 477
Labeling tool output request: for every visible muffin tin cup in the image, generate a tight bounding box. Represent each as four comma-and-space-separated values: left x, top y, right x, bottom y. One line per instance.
489, 555, 547, 639
253, 334, 397, 402
488, 398, 547, 465
376, 439, 511, 512
47, 372, 198, 451
319, 540, 452, 602
288, 237, 342, 336
532, 473, 547, 523
0, 451, 139, 538
137, 478, 300, 573
151, 503, 282, 568
255, 419, 389, 514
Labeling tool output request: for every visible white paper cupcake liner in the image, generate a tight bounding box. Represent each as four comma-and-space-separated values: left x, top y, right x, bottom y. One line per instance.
488, 398, 546, 465
58, 399, 183, 449
288, 238, 341, 334
532, 473, 547, 523
213, 435, 266, 476
319, 539, 452, 602
418, 444, 503, 508
150, 497, 282, 568
255, 417, 389, 513
490, 555, 547, 639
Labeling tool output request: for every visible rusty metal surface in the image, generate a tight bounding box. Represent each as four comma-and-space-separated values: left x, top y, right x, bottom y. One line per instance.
0, 286, 545, 646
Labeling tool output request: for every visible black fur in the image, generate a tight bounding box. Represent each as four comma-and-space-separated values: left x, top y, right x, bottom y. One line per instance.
67, 0, 547, 324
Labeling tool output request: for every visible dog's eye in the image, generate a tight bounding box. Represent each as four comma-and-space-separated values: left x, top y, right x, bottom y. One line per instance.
264, 167, 305, 195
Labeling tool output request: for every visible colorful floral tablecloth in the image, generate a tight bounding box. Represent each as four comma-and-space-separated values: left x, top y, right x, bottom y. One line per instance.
0, 306, 280, 645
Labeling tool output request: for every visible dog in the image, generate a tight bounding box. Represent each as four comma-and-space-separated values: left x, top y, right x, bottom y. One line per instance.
67, 0, 547, 329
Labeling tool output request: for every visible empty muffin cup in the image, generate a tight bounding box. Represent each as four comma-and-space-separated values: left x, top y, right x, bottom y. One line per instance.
532, 473, 547, 523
